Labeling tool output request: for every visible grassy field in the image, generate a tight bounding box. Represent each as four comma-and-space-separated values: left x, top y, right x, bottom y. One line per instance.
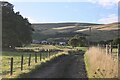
2, 44, 86, 78
2, 51, 59, 78
2, 44, 118, 78
84, 47, 118, 78
2, 44, 71, 78
2, 51, 34, 78
15, 44, 59, 52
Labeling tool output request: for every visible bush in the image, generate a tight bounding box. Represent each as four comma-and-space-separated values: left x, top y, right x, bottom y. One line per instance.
68, 35, 86, 47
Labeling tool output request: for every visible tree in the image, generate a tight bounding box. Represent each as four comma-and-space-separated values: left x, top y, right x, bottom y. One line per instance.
68, 38, 78, 48
74, 34, 86, 47
112, 38, 120, 45
77, 36, 86, 47
2, 1, 33, 48
68, 34, 86, 47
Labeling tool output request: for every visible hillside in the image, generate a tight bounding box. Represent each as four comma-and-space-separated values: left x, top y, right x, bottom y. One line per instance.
32, 22, 119, 42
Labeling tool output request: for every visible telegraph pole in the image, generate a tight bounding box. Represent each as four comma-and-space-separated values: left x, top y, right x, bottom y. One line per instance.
89, 26, 92, 47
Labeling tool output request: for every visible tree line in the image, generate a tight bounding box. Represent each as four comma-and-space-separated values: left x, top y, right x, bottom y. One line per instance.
2, 1, 33, 49
68, 34, 120, 48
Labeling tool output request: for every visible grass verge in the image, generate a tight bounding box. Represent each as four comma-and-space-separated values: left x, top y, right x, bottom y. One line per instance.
2, 50, 67, 78
84, 47, 118, 78
17, 52, 68, 78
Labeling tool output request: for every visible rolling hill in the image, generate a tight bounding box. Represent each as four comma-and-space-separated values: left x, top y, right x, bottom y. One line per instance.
31, 22, 119, 42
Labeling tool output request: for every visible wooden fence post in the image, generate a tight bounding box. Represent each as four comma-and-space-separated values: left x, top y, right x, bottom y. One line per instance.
97, 44, 100, 47
109, 43, 112, 55
48, 52, 50, 59
106, 44, 108, 55
42, 53, 44, 60
35, 53, 37, 63
21, 55, 23, 71
43, 53, 45, 59
117, 44, 120, 59
28, 54, 31, 66
40, 53, 42, 61
49, 51, 51, 58
10, 57, 13, 75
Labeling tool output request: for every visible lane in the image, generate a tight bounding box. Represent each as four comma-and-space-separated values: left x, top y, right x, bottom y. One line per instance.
28, 53, 87, 78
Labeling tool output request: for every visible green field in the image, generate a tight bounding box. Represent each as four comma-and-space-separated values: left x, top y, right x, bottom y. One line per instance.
2, 51, 52, 78
2, 44, 69, 78
2, 44, 83, 78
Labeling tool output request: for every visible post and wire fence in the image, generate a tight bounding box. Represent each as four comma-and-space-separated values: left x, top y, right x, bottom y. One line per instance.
9, 49, 59, 76
97, 43, 120, 60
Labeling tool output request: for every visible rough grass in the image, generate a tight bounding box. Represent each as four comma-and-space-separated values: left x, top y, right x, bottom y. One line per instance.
2, 49, 66, 78
2, 51, 46, 78
84, 47, 118, 78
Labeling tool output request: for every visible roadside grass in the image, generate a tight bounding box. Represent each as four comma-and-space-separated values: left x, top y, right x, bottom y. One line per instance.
58, 46, 87, 51
56, 45, 87, 52
84, 47, 118, 78
2, 51, 44, 78
2, 44, 87, 78
112, 48, 118, 53
17, 52, 68, 78
2, 49, 66, 78
55, 45, 73, 50
75, 47, 88, 52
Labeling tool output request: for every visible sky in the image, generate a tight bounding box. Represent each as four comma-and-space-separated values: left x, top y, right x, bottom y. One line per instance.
1, 0, 119, 24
